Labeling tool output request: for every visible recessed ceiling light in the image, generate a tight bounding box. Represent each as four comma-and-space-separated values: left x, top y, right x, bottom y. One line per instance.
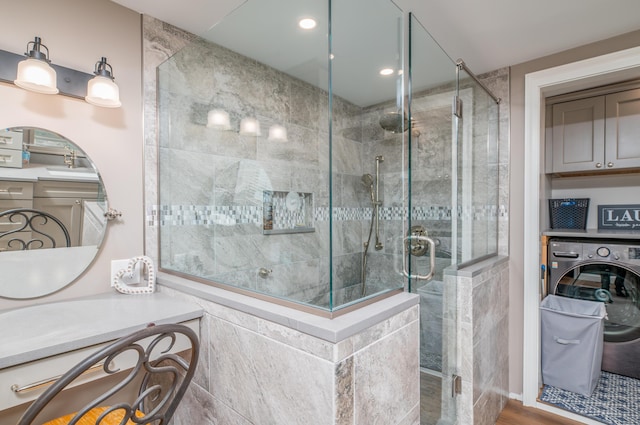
299, 18, 317, 30
379, 68, 394, 76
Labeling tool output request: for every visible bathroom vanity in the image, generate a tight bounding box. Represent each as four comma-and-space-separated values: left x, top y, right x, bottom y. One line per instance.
0, 293, 202, 413
0, 165, 101, 249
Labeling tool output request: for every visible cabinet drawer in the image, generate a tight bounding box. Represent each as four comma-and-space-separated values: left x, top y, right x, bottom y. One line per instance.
0, 181, 34, 200
34, 181, 99, 198
0, 130, 23, 151
0, 200, 33, 251
0, 148, 23, 169
0, 319, 199, 411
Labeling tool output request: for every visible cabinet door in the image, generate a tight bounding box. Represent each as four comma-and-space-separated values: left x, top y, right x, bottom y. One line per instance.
552, 96, 605, 173
605, 88, 640, 170
0, 199, 33, 251
33, 197, 83, 247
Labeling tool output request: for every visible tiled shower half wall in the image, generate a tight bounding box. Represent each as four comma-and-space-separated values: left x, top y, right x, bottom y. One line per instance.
154, 0, 503, 313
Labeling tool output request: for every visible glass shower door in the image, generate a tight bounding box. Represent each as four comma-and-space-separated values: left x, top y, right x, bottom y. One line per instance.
408, 13, 459, 425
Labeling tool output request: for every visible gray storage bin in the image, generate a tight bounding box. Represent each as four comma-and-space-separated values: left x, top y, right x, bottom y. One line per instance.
540, 294, 606, 396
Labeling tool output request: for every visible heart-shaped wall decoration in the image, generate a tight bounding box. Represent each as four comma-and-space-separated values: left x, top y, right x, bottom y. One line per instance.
113, 256, 155, 295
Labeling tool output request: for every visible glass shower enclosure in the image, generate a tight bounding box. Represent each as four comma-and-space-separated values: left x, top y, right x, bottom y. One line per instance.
156, 1, 499, 424
157, 0, 409, 313
409, 14, 500, 424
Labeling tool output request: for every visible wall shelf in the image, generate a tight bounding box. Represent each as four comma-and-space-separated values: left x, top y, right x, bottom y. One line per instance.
263, 190, 314, 235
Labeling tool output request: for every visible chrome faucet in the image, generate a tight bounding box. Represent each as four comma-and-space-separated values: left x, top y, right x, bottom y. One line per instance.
64, 147, 77, 168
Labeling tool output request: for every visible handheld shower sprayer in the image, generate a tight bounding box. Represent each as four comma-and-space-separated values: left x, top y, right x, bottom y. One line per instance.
360, 155, 385, 297
373, 155, 384, 250
361, 174, 375, 203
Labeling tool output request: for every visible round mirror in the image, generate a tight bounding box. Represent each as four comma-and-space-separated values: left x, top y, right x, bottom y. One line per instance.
0, 127, 107, 299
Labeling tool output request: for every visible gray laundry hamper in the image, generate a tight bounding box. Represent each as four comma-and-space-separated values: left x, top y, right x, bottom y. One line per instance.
540, 294, 607, 396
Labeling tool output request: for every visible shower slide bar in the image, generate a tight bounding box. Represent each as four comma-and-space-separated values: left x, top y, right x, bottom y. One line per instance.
455, 59, 501, 104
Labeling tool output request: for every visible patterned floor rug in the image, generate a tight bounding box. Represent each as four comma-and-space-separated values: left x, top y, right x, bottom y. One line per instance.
540, 371, 640, 424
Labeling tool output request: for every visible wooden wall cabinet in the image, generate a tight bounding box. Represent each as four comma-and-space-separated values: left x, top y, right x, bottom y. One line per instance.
550, 88, 640, 174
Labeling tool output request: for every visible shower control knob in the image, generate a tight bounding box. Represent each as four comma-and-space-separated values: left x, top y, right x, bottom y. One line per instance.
597, 247, 610, 257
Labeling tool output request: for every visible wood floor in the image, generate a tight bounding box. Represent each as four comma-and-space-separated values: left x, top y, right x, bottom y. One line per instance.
421, 372, 583, 425
496, 400, 584, 425
420, 371, 441, 425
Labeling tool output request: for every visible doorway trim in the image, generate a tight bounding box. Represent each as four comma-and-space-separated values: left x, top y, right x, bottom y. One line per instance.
522, 46, 640, 415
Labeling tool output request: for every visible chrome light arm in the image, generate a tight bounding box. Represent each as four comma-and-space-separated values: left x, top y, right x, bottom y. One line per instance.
402, 235, 436, 281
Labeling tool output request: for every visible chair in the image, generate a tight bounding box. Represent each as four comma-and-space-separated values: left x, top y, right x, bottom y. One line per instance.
17, 323, 199, 425
0, 208, 71, 250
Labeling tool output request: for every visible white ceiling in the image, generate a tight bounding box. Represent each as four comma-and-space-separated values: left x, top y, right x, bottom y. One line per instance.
111, 0, 640, 105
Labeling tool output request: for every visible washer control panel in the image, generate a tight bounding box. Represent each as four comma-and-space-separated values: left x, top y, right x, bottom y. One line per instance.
549, 239, 640, 268
581, 242, 640, 265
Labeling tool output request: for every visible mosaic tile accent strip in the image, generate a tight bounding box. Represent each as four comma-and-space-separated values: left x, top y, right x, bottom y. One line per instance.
147, 204, 508, 227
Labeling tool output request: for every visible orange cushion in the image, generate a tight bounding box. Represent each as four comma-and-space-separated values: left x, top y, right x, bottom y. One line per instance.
43, 406, 144, 425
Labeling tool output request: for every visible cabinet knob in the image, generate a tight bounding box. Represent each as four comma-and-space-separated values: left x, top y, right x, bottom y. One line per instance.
607, 162, 614, 168
75, 200, 81, 205
595, 162, 602, 168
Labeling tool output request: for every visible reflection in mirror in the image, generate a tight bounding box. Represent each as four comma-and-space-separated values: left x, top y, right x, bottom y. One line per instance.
0, 127, 107, 299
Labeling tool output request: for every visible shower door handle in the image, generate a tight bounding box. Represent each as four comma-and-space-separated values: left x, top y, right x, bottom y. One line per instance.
402, 235, 436, 281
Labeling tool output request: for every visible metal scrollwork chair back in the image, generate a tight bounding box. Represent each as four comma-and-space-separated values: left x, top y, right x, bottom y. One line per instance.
17, 323, 200, 425
0, 208, 70, 250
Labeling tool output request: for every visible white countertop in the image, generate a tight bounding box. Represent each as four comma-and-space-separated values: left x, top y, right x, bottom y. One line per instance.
0, 163, 99, 182
0, 292, 203, 369
0, 246, 99, 299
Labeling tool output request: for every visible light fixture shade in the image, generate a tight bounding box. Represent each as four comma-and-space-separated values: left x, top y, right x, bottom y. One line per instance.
14, 37, 58, 94
86, 75, 121, 108
85, 57, 121, 108
239, 118, 261, 136
207, 109, 231, 130
268, 124, 288, 142
14, 58, 58, 94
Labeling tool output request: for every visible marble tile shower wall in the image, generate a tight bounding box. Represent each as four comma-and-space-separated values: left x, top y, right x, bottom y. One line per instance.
149, 19, 500, 308
456, 259, 510, 425
155, 33, 364, 306
161, 285, 421, 425
143, 17, 510, 277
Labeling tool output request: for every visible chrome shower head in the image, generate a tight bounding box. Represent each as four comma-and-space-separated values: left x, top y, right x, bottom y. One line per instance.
379, 111, 409, 133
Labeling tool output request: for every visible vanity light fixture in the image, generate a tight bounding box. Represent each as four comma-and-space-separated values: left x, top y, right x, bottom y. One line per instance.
0, 37, 121, 108
14, 37, 58, 94
85, 57, 121, 108
379, 68, 394, 76
239, 117, 261, 136
268, 124, 288, 142
298, 18, 317, 30
206, 109, 231, 130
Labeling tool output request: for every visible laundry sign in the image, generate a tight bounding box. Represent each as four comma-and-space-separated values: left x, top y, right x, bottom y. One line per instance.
598, 204, 640, 230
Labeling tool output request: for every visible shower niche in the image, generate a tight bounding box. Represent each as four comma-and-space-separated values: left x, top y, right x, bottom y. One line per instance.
262, 190, 314, 235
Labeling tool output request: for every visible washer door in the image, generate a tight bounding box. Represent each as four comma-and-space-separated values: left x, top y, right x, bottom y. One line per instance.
555, 263, 640, 342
